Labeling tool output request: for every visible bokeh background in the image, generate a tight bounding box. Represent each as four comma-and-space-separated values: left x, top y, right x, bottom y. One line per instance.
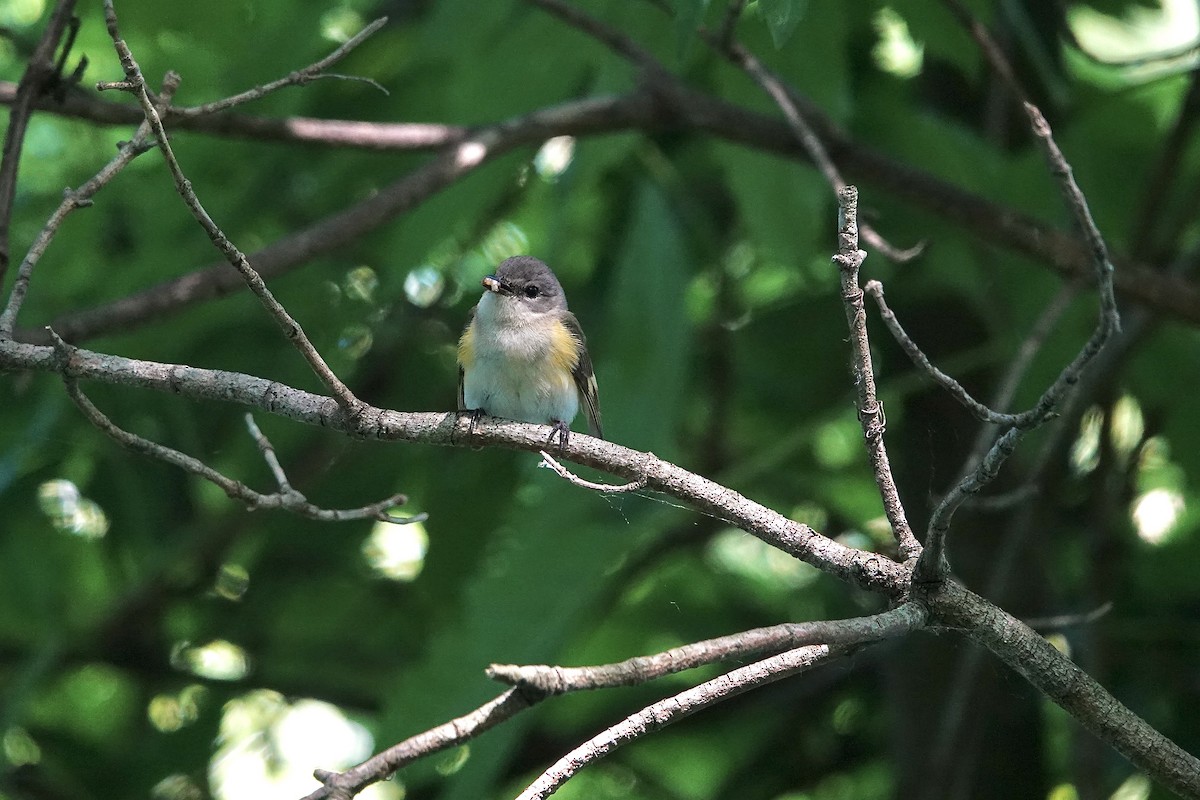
2, 1, 1199, 798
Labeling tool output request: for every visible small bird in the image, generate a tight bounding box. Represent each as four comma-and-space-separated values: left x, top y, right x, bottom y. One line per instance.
457, 255, 602, 446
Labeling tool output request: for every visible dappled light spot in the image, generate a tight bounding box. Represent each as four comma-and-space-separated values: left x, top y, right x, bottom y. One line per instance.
404, 264, 445, 308
0, 0, 46, 27
1132, 488, 1184, 545
1070, 406, 1103, 476
2, 726, 41, 767
344, 265, 380, 304
706, 528, 819, 591
435, 745, 471, 776
37, 479, 109, 539
480, 221, 529, 266
319, 6, 363, 43
148, 685, 207, 733
1068, 0, 1199, 64
456, 140, 488, 169
214, 563, 251, 601
151, 774, 204, 800
338, 323, 374, 359
1110, 395, 1144, 459
210, 692, 398, 800
873, 8, 923, 78
173, 640, 251, 682
363, 517, 429, 581
535, 136, 576, 181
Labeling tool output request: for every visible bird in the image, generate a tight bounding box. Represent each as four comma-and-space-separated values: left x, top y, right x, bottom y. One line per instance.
457, 255, 602, 446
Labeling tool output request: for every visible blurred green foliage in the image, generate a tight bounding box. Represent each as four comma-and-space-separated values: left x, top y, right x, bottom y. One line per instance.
2, 1, 1199, 799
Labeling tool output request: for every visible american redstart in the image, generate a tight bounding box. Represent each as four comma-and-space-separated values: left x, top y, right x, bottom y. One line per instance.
457, 255, 602, 446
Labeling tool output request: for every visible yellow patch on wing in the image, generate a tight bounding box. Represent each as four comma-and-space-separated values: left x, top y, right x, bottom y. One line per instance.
457, 320, 476, 368
547, 320, 581, 373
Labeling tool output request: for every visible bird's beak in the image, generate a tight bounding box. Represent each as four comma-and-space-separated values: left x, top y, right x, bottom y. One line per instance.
482, 275, 506, 294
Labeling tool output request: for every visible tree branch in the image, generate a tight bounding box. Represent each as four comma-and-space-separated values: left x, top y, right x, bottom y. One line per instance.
49, 330, 411, 523
514, 644, 847, 799
487, 603, 926, 693
833, 186, 921, 562
99, 0, 362, 415
0, 0, 79, 280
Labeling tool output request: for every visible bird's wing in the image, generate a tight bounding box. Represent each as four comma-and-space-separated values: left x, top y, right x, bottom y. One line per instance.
563, 312, 603, 439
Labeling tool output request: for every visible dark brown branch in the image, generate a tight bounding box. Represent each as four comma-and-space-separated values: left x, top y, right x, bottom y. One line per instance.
488, 603, 926, 693
0, 0, 79, 281
833, 186, 921, 561
9, 76, 1200, 343
0, 80, 467, 148
16, 90, 658, 344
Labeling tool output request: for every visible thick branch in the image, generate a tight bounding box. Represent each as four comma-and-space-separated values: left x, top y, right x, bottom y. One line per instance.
927, 582, 1200, 798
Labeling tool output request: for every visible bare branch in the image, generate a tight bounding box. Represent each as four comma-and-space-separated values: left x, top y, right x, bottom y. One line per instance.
99, 0, 362, 415
303, 688, 540, 800
709, 36, 922, 262
488, 603, 926, 693
916, 0, 1124, 582
0, 0, 79, 281
20, 90, 657, 344
49, 330, 410, 523
0, 71, 176, 337
163, 17, 389, 118
526, 0, 671, 79
864, 280, 1018, 426
515, 644, 846, 799
833, 186, 921, 561
538, 449, 646, 493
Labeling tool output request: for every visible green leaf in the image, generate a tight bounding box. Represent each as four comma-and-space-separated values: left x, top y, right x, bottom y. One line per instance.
759, 0, 808, 48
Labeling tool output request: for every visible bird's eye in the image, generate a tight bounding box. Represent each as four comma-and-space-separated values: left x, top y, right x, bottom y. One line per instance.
524, 285, 541, 299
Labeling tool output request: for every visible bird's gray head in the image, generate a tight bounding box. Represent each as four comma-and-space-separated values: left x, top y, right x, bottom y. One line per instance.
481, 256, 568, 314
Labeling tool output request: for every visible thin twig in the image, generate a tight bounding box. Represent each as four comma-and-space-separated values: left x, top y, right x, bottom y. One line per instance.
489, 603, 926, 693
99, 1, 363, 416
711, 37, 922, 262
833, 186, 921, 561
0, 72, 177, 338
864, 280, 1017, 426
716, 0, 747, 49
162, 17, 389, 118
960, 281, 1082, 470
303, 688, 540, 800
49, 329, 413, 523
916, 0, 1124, 582
526, 0, 671, 79
245, 413, 295, 492
538, 449, 646, 493
514, 644, 845, 799
0, 0, 80, 281
1024, 601, 1113, 632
